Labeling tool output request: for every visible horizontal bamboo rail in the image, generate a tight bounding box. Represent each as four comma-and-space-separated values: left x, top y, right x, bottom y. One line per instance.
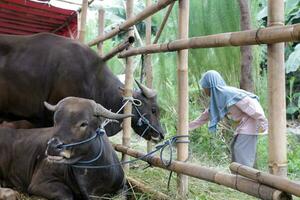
118, 23, 300, 58
87, 0, 177, 47
101, 36, 135, 61
230, 162, 300, 197
113, 144, 290, 200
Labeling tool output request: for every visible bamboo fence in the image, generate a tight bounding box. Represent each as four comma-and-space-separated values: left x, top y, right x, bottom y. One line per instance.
118, 24, 300, 58
87, 0, 177, 47
121, 0, 134, 171
177, 0, 189, 197
267, 0, 287, 176
101, 36, 135, 61
86, 0, 294, 196
230, 163, 300, 197
113, 144, 290, 200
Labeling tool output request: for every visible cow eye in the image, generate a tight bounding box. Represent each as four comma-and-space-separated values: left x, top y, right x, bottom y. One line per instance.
80, 121, 89, 128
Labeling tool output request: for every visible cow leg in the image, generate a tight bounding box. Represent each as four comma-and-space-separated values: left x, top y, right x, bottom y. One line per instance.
28, 181, 74, 200
0, 187, 19, 200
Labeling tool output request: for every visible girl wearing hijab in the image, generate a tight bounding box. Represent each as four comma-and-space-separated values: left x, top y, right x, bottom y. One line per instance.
189, 70, 268, 167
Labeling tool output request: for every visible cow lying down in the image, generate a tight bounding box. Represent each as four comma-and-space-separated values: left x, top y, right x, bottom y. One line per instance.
0, 97, 132, 200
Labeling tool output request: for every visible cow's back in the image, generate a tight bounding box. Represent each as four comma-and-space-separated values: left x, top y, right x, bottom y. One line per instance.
0, 33, 101, 126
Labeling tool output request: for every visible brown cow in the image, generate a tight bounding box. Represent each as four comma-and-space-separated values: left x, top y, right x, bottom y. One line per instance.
0, 97, 132, 200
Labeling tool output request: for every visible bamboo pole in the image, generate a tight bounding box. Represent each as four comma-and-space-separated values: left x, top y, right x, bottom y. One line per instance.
78, 0, 88, 42
153, 2, 175, 44
121, 0, 134, 171
230, 162, 300, 197
101, 36, 135, 61
177, 0, 189, 198
87, 0, 177, 46
118, 24, 300, 58
267, 0, 287, 176
127, 177, 170, 200
113, 144, 290, 200
97, 5, 105, 56
145, 0, 153, 153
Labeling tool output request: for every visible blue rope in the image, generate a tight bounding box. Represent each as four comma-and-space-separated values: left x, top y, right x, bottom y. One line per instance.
76, 134, 104, 164
72, 135, 190, 169
61, 128, 105, 148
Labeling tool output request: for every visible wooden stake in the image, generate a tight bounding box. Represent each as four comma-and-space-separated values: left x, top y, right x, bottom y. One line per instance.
87, 0, 177, 46
177, 0, 189, 198
121, 0, 134, 171
267, 0, 287, 176
118, 24, 300, 57
113, 144, 290, 200
102, 36, 135, 61
127, 176, 170, 200
97, 5, 105, 56
145, 0, 153, 153
153, 2, 175, 44
230, 162, 300, 197
78, 0, 88, 42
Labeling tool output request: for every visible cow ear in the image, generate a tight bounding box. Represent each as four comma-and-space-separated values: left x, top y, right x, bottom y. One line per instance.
44, 101, 57, 112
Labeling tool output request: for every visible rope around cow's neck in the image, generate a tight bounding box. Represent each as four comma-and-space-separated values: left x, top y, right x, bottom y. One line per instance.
101, 96, 141, 128
70, 126, 189, 190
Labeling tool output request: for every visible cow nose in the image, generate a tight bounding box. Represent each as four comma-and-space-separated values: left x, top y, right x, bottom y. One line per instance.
48, 137, 63, 147
47, 137, 64, 154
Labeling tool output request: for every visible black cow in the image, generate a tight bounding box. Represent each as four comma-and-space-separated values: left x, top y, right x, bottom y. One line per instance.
0, 97, 132, 200
0, 33, 164, 142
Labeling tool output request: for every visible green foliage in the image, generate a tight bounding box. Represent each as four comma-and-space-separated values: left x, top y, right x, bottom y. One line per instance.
286, 44, 300, 73
189, 0, 241, 86
287, 134, 300, 178
287, 76, 300, 117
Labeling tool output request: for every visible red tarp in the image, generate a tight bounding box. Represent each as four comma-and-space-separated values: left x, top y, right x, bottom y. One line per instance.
0, 0, 78, 38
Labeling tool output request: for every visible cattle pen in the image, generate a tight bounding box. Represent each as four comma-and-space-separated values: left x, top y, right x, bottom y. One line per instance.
85, 0, 299, 199
1, 0, 300, 199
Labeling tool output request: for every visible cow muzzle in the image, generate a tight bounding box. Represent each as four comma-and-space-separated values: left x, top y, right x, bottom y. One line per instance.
45, 137, 79, 164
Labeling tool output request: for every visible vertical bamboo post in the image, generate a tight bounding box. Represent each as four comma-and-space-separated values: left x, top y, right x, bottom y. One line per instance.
267, 0, 287, 176
177, 0, 189, 198
78, 0, 88, 42
121, 0, 134, 171
97, 5, 105, 56
145, 0, 153, 153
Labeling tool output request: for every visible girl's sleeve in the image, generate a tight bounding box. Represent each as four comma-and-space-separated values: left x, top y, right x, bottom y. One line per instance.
189, 109, 210, 131
235, 97, 268, 132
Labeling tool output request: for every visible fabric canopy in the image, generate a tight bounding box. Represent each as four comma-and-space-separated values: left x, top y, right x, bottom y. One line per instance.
0, 0, 78, 38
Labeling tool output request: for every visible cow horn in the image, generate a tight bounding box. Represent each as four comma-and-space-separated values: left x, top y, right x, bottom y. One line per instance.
44, 101, 58, 112
135, 80, 157, 98
43, 97, 74, 112
93, 102, 133, 120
